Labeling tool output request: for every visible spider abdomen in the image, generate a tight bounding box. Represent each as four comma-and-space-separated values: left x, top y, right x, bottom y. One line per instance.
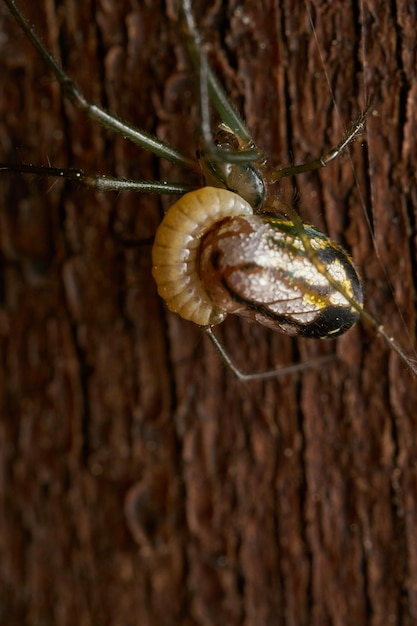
199, 214, 364, 338
152, 186, 253, 326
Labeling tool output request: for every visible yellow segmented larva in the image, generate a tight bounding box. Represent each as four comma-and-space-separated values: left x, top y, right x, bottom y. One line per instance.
152, 186, 253, 326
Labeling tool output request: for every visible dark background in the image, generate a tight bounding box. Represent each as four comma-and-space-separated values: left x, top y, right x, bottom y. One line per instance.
1, 1, 417, 624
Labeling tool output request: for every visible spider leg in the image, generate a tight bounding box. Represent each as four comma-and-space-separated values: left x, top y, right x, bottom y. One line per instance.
0, 163, 194, 195
3, 0, 198, 172
180, 0, 262, 164
204, 327, 335, 381
271, 112, 367, 181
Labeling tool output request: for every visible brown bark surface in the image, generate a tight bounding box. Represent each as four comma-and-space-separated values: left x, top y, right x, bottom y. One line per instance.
1, 1, 417, 625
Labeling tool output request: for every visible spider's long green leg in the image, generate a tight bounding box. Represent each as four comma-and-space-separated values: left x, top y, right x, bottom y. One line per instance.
270, 113, 367, 181
3, 0, 198, 172
0, 163, 194, 195
179, 0, 266, 206
194, 52, 265, 207
180, 0, 261, 164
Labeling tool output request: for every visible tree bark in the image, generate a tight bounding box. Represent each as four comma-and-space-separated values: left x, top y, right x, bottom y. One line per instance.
1, 1, 416, 625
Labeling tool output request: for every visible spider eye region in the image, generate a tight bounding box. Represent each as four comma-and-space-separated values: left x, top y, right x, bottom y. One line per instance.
198, 127, 266, 209
152, 187, 363, 340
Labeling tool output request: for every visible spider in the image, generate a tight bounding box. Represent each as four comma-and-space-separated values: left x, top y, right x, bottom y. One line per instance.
1, 0, 416, 380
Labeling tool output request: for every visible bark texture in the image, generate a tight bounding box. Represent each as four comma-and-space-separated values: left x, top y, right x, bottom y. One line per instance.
1, 1, 417, 625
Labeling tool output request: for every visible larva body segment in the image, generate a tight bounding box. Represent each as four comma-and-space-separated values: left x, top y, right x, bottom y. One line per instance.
152, 186, 253, 326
